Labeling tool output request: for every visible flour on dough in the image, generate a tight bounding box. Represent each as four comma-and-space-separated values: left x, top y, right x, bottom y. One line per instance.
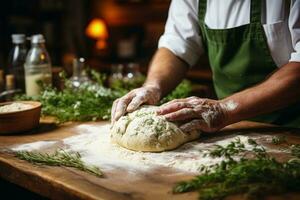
110, 106, 200, 152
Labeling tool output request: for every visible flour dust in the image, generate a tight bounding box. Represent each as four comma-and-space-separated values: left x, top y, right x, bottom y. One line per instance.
10, 124, 274, 174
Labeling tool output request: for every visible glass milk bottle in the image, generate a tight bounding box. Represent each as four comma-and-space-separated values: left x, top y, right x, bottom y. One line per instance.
24, 34, 52, 96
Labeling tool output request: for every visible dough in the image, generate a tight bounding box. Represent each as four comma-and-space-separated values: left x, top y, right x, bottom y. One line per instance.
110, 106, 200, 152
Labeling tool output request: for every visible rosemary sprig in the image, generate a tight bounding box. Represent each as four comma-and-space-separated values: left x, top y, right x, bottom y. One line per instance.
173, 138, 300, 200
15, 150, 103, 177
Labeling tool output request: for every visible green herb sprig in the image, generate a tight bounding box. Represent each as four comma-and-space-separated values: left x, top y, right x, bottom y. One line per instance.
15, 150, 102, 177
159, 80, 192, 104
206, 138, 246, 159
173, 138, 300, 200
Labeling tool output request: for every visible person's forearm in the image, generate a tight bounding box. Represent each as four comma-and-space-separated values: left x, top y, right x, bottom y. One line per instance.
222, 62, 300, 125
144, 48, 189, 98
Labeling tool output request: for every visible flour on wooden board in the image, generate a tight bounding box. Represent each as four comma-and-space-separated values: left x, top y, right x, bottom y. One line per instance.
12, 141, 57, 151
10, 124, 277, 173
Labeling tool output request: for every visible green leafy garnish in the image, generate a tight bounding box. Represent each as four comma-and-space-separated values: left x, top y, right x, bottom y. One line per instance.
15, 150, 102, 177
173, 138, 300, 200
159, 80, 192, 104
205, 138, 246, 159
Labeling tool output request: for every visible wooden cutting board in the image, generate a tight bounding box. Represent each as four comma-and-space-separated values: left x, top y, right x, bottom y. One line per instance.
0, 120, 299, 200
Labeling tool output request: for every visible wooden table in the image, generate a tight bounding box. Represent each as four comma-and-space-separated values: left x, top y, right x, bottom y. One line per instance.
0, 121, 299, 200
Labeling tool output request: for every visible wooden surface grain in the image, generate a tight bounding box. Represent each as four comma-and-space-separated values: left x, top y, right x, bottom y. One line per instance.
0, 120, 299, 200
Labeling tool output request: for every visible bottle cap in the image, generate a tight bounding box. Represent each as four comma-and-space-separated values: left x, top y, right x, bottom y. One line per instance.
31, 34, 45, 44
12, 34, 26, 44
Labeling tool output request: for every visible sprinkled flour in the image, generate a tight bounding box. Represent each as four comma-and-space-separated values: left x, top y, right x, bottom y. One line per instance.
221, 100, 238, 111
12, 141, 57, 151
200, 104, 220, 127
10, 124, 276, 173
0, 102, 33, 113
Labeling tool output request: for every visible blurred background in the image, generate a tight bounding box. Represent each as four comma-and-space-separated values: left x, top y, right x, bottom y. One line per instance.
0, 0, 214, 99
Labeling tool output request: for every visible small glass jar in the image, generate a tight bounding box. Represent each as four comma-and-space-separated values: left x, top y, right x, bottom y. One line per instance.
24, 34, 52, 96
69, 58, 91, 88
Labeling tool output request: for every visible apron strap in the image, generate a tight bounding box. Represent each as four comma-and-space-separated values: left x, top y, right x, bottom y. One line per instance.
285, 0, 290, 20
198, 0, 207, 22
250, 0, 262, 23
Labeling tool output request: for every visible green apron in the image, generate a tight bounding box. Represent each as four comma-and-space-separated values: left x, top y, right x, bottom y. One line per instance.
198, 0, 300, 127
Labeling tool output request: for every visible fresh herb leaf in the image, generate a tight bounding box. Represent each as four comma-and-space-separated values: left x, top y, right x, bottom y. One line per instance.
159, 80, 192, 104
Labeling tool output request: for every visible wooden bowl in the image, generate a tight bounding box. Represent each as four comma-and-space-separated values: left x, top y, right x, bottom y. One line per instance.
0, 101, 42, 134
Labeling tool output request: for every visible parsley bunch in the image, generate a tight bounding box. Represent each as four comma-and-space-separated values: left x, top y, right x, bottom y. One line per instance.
173, 138, 300, 200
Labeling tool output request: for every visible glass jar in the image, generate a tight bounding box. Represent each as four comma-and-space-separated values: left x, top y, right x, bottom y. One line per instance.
24, 34, 52, 96
69, 58, 91, 88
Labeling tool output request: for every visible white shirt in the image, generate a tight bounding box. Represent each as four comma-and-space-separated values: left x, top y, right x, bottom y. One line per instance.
158, 0, 300, 67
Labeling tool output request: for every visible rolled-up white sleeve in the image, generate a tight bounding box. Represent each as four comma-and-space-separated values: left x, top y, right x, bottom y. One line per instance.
158, 0, 204, 67
289, 0, 300, 62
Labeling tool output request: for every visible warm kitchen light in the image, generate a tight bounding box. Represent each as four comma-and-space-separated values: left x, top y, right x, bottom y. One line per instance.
86, 18, 108, 40
96, 40, 106, 50
86, 18, 109, 50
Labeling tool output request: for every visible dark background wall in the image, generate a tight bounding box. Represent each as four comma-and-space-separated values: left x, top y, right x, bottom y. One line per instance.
0, 0, 213, 94
0, 0, 91, 67
0, 0, 170, 70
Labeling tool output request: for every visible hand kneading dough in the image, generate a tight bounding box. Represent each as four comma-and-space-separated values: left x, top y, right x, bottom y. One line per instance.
110, 106, 200, 152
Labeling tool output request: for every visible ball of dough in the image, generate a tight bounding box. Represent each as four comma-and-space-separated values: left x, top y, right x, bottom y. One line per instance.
110, 106, 200, 152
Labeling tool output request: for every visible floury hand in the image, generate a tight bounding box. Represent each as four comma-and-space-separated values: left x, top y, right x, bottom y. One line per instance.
111, 85, 161, 124
157, 97, 238, 133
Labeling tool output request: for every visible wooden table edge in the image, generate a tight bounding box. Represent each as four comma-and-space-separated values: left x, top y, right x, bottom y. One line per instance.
0, 152, 134, 200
